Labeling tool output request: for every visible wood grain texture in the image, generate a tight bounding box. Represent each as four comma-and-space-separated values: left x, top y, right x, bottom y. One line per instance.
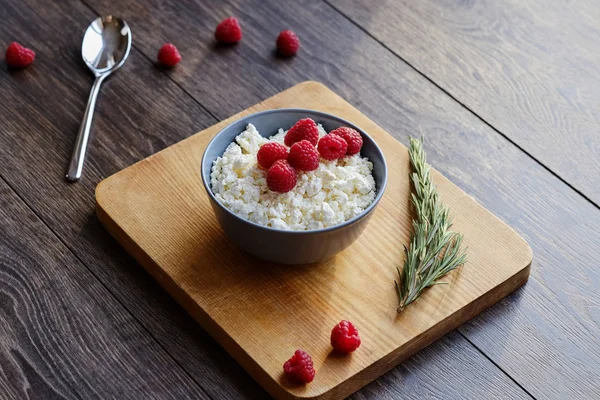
96, 82, 532, 399
82, 0, 600, 397
327, 0, 600, 204
349, 330, 531, 400
0, 0, 527, 399
0, 179, 209, 398
2, 0, 599, 398
0, 0, 265, 398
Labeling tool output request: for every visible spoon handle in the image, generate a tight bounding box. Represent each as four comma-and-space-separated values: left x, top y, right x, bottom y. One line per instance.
66, 75, 106, 182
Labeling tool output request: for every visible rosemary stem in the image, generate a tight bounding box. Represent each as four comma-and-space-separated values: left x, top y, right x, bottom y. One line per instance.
394, 137, 467, 313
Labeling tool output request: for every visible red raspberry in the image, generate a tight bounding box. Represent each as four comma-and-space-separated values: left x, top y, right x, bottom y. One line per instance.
330, 320, 361, 353
288, 140, 319, 171
276, 30, 300, 57
257, 142, 288, 169
157, 43, 181, 67
284, 118, 319, 147
267, 160, 297, 193
318, 134, 348, 160
283, 349, 315, 384
215, 17, 242, 44
5, 42, 35, 69
330, 127, 363, 155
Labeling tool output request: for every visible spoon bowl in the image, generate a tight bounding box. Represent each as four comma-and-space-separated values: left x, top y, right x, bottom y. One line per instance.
66, 16, 131, 182
82, 16, 131, 76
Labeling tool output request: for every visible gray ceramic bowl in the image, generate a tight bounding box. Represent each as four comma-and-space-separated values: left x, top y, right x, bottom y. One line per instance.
201, 109, 387, 264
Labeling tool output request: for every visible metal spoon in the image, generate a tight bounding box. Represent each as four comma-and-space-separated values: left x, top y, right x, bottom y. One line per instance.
66, 16, 131, 182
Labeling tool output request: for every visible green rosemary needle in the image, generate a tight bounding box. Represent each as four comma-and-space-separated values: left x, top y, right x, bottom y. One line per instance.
395, 137, 467, 313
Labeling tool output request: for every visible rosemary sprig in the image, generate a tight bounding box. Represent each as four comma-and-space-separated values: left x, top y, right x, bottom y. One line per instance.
395, 137, 467, 313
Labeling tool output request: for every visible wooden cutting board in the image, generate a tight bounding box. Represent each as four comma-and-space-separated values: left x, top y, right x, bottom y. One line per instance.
96, 81, 532, 399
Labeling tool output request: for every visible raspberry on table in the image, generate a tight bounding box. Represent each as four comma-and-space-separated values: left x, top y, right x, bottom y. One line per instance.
257, 142, 289, 169
276, 30, 300, 57
215, 17, 242, 44
267, 160, 297, 193
284, 118, 319, 147
318, 134, 348, 160
5, 42, 35, 69
157, 43, 181, 67
288, 140, 319, 171
283, 349, 315, 384
330, 127, 363, 155
330, 320, 361, 353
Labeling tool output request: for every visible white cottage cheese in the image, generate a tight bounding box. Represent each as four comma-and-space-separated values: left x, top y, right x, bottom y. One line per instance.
210, 123, 376, 231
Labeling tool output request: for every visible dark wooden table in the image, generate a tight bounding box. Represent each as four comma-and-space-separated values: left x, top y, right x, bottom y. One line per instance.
1, 0, 598, 398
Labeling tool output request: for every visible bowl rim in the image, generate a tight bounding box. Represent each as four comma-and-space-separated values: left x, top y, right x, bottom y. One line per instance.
200, 108, 388, 234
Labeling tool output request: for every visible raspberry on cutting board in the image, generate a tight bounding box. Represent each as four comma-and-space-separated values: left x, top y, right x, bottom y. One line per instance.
257, 142, 289, 169
330, 126, 363, 155
157, 43, 181, 67
331, 320, 361, 353
5, 42, 35, 69
287, 140, 319, 171
318, 134, 348, 160
284, 118, 319, 147
276, 30, 300, 57
215, 17, 242, 44
267, 159, 297, 193
283, 349, 316, 384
